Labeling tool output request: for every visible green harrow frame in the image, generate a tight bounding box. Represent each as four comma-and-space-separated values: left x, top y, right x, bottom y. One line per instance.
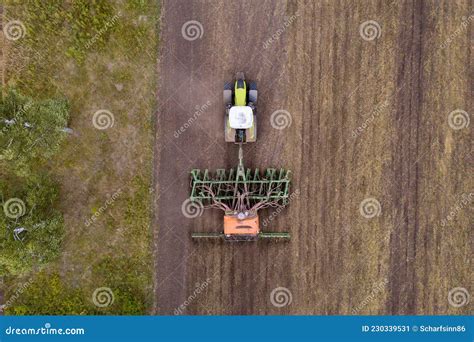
190, 167, 292, 207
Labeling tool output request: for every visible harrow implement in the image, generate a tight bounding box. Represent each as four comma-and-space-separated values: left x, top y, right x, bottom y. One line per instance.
189, 145, 291, 242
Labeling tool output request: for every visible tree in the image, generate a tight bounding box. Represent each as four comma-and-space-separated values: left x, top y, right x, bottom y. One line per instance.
0, 88, 69, 177
0, 88, 68, 277
0, 174, 63, 276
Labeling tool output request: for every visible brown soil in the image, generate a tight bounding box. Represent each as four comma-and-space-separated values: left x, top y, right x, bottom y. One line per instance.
152, 0, 472, 315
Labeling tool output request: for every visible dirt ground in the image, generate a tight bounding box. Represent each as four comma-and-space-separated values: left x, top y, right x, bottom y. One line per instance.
153, 0, 472, 315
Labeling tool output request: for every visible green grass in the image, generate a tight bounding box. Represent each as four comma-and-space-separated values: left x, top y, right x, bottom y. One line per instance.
2, 0, 158, 314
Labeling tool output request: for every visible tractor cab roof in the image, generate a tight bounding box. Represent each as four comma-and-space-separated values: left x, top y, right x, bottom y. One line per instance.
229, 106, 253, 129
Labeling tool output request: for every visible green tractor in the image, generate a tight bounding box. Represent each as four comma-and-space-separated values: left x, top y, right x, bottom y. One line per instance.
224, 72, 257, 143
188, 72, 291, 241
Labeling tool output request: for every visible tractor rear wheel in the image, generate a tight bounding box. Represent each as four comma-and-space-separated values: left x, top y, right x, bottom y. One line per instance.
223, 82, 233, 105
249, 82, 258, 104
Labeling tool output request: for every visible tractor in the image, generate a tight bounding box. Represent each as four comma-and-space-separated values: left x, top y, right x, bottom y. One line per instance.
189, 72, 291, 241
224, 72, 257, 143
